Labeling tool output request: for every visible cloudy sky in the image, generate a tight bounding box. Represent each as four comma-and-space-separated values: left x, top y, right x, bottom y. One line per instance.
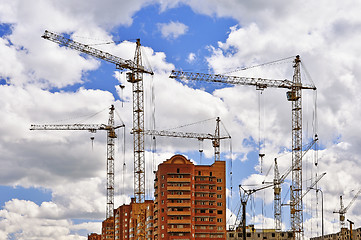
1, 0, 361, 239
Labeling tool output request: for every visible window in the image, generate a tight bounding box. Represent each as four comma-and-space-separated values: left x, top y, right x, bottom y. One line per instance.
210, 172, 212, 176
161, 175, 164, 179
217, 210, 223, 214
217, 178, 222, 183
161, 183, 164, 188
161, 225, 164, 229
217, 218, 222, 222
162, 216, 164, 221
161, 192, 164, 196
229, 233, 234, 237
161, 208, 164, 213
247, 233, 251, 237
217, 194, 222, 198
200, 209, 206, 213
125, 213, 128, 216
217, 186, 222, 190
272, 233, 275, 237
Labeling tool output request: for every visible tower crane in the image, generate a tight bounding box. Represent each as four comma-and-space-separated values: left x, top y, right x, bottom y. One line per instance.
140, 117, 231, 162
42, 30, 153, 239
170, 56, 316, 239
30, 105, 124, 219
42, 30, 153, 211
265, 136, 318, 231
333, 189, 361, 228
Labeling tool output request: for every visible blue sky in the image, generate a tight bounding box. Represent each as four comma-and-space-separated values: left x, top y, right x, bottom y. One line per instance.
1, 0, 361, 239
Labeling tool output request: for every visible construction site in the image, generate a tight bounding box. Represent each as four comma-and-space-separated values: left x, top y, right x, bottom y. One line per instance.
29, 30, 360, 240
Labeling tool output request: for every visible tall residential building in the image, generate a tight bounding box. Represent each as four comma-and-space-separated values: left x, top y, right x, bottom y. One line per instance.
154, 154, 226, 239
88, 233, 101, 240
112, 198, 154, 240
101, 217, 114, 240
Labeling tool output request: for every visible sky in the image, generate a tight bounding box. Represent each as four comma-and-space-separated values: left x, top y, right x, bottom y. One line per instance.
1, 0, 361, 239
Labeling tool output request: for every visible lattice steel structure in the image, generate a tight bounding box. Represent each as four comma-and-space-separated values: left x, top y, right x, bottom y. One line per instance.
170, 56, 316, 239
30, 105, 124, 219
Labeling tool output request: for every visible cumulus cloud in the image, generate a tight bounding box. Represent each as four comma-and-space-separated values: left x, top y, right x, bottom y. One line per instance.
1, 0, 361, 238
157, 21, 189, 39
187, 52, 196, 63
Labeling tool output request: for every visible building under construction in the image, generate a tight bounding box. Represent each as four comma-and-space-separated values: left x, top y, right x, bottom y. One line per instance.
311, 227, 361, 240
227, 225, 294, 240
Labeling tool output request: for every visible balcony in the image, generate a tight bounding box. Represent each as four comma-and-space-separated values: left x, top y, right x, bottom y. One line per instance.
167, 219, 191, 224
167, 178, 191, 183
167, 194, 191, 199
167, 202, 191, 208
167, 211, 191, 216
168, 227, 191, 233
167, 186, 191, 191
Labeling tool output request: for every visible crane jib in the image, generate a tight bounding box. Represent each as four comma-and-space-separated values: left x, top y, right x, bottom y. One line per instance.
42, 30, 153, 75
169, 70, 316, 90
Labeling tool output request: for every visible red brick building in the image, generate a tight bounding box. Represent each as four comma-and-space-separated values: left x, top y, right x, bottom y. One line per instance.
101, 217, 114, 240
88, 233, 101, 240
111, 198, 154, 240
154, 154, 226, 239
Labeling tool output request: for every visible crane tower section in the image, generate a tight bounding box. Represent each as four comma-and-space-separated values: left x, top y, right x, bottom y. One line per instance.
126, 39, 146, 204
288, 56, 303, 239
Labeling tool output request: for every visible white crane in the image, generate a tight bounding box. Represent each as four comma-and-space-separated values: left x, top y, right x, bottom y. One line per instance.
30, 105, 124, 219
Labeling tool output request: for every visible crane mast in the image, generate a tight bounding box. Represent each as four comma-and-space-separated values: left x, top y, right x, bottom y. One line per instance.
126, 39, 146, 204
170, 56, 316, 239
289, 56, 303, 238
271, 137, 318, 231
274, 158, 282, 231
30, 105, 124, 219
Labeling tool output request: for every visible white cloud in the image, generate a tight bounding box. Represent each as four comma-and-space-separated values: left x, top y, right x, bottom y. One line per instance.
187, 52, 196, 63
0, 199, 92, 240
157, 21, 188, 39
1, 0, 361, 238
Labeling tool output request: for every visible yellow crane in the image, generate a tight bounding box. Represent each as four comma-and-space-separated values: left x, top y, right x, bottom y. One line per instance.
170, 56, 316, 239
30, 105, 124, 219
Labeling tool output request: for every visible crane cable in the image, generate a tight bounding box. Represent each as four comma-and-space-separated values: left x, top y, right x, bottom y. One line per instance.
222, 56, 296, 75
258, 90, 265, 173
115, 109, 126, 197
